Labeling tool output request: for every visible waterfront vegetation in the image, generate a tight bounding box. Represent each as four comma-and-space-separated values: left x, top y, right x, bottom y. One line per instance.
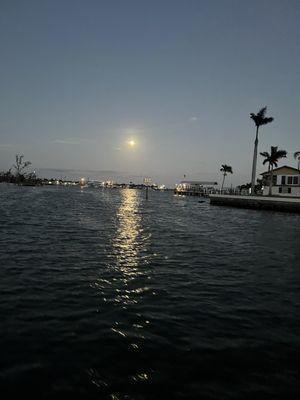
237, 179, 263, 195
0, 154, 72, 186
220, 164, 233, 191
0, 154, 41, 186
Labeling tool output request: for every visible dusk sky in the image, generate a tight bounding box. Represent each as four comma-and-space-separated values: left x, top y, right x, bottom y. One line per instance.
0, 0, 299, 186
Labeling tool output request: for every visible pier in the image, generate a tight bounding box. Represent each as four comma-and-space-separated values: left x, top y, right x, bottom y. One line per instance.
174, 180, 218, 196
209, 194, 300, 213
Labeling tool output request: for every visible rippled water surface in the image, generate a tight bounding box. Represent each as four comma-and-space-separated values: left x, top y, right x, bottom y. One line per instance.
1, 185, 300, 399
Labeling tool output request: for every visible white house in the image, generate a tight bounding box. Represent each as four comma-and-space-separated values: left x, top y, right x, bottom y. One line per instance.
261, 166, 300, 197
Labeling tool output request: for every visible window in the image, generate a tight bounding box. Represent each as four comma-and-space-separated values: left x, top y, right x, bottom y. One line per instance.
288, 188, 291, 193
288, 176, 293, 184
293, 176, 298, 185
279, 187, 282, 193
281, 176, 286, 185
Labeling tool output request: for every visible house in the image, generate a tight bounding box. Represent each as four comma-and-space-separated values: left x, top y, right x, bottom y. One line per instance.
261, 166, 300, 197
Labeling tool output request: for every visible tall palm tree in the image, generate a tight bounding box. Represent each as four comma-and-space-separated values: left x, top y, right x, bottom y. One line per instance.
260, 146, 287, 195
220, 164, 233, 191
294, 151, 300, 170
250, 107, 274, 195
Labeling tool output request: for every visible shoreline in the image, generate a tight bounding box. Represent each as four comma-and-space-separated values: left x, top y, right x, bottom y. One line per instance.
209, 194, 300, 213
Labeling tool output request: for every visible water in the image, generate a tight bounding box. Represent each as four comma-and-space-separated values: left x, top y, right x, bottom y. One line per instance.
1, 185, 300, 399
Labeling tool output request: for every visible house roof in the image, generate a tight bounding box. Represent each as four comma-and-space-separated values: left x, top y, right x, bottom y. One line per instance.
261, 165, 300, 175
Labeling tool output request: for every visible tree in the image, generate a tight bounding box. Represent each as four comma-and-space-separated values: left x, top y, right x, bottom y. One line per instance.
237, 178, 263, 194
13, 154, 31, 183
294, 151, 300, 170
220, 164, 233, 191
250, 107, 274, 194
0, 168, 15, 183
260, 146, 287, 196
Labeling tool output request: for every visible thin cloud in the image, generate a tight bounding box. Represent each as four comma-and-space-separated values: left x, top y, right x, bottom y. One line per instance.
51, 138, 95, 145
188, 116, 198, 122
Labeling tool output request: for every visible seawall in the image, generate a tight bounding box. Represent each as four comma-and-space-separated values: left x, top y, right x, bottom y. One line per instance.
209, 194, 300, 213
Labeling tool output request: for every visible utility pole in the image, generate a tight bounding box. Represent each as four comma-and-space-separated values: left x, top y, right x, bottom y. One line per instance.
144, 177, 152, 200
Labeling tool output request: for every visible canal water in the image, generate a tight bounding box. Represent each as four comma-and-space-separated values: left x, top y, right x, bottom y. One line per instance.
1, 185, 300, 399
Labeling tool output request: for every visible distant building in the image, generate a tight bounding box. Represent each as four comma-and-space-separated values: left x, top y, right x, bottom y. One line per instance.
174, 180, 218, 196
103, 180, 116, 188
143, 177, 153, 186
261, 166, 300, 197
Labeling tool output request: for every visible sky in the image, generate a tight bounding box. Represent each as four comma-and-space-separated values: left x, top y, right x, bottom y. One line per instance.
0, 0, 299, 186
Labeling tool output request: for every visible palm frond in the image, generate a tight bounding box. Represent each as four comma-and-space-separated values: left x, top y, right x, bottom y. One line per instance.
250, 107, 273, 127
270, 146, 277, 152
220, 164, 233, 173
261, 117, 274, 125
294, 151, 300, 159
257, 106, 267, 118
276, 150, 287, 158
261, 146, 286, 170
260, 151, 270, 158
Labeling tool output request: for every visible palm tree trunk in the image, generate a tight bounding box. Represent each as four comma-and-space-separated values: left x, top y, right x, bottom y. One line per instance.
268, 164, 273, 196
251, 126, 259, 195
265, 164, 270, 193
221, 173, 226, 191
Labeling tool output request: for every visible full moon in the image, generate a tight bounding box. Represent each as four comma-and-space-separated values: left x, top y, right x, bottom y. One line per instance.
128, 139, 136, 147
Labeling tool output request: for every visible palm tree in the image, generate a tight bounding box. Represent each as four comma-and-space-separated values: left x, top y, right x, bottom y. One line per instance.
250, 107, 274, 195
294, 151, 300, 170
260, 146, 287, 195
260, 151, 271, 173
220, 164, 233, 191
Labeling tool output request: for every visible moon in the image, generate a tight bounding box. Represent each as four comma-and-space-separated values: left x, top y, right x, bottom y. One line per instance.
128, 139, 136, 147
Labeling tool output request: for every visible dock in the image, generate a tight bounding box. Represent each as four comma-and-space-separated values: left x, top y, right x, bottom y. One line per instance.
209, 194, 300, 213
174, 180, 218, 197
